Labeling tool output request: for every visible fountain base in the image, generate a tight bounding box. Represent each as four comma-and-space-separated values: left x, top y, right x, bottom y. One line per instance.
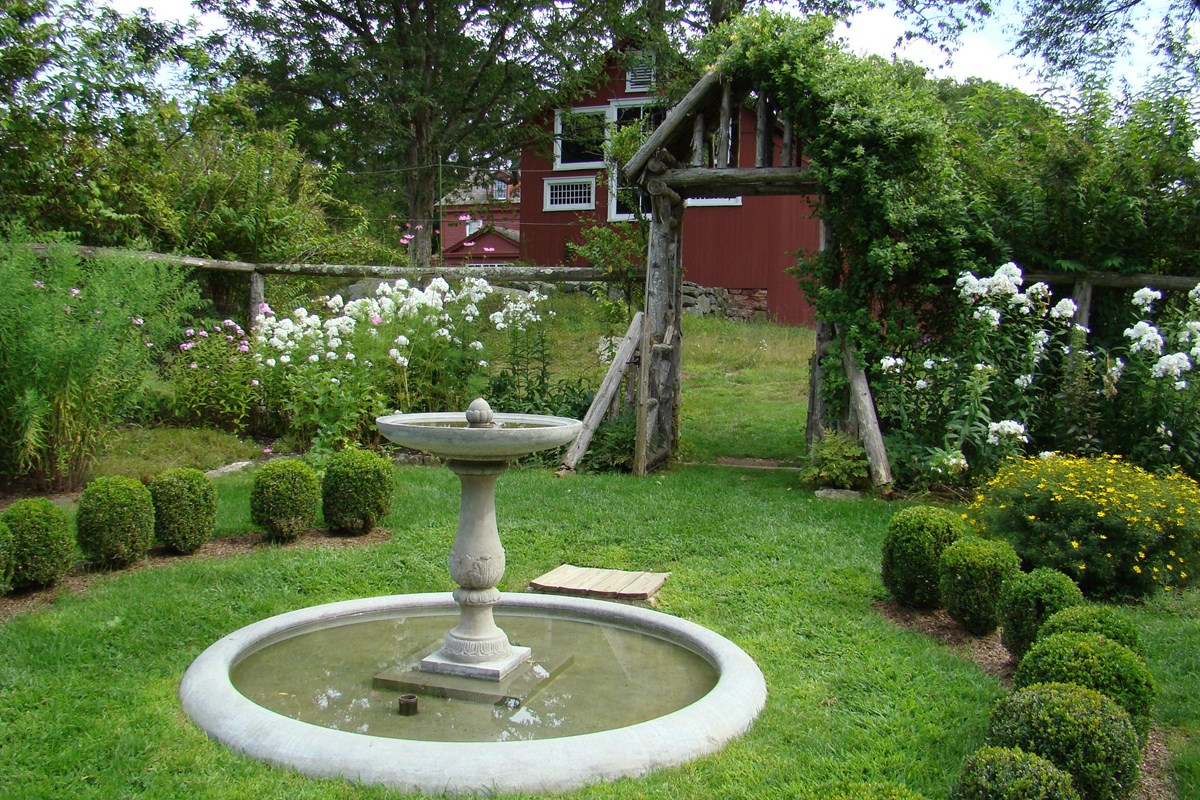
419, 644, 531, 681
375, 651, 573, 705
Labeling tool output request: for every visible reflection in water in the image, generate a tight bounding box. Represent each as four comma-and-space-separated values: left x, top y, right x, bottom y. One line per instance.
231, 613, 717, 743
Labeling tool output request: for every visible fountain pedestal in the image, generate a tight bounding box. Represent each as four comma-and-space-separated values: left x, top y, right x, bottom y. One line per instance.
376, 398, 583, 683
421, 459, 529, 680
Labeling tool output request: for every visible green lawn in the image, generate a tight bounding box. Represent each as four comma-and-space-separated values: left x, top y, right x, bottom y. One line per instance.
4, 301, 1198, 799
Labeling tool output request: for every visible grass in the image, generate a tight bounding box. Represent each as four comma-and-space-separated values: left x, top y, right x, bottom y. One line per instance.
3, 296, 1197, 798
92, 426, 263, 484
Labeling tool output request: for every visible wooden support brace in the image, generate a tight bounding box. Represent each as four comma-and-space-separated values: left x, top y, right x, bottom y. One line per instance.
838, 329, 894, 490
559, 312, 644, 473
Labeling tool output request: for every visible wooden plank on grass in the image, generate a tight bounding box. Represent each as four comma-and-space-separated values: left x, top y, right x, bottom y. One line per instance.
528, 564, 669, 600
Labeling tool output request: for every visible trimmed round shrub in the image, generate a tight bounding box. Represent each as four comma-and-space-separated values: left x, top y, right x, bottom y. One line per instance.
1014, 632, 1157, 742
76, 476, 155, 568
952, 746, 1081, 800
0, 497, 74, 589
250, 458, 320, 542
987, 682, 1140, 800
321, 447, 393, 535
968, 453, 1199, 598
1038, 606, 1143, 657
939, 536, 1021, 634
801, 782, 927, 800
882, 505, 967, 608
999, 568, 1085, 660
151, 467, 217, 554
0, 520, 14, 593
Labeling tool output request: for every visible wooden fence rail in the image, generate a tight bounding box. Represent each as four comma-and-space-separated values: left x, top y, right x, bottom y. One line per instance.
26, 243, 611, 322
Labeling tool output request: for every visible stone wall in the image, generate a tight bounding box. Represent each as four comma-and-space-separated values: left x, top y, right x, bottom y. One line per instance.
682, 282, 770, 321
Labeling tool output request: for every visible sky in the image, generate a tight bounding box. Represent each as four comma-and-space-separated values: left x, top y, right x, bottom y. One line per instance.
107, 0, 1148, 96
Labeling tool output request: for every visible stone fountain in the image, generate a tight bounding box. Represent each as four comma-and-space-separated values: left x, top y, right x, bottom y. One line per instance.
179, 399, 766, 795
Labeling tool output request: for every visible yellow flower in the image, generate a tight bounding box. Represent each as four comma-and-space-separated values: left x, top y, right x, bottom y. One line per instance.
1027, 515, 1037, 521
1078, 564, 1087, 570
1097, 511, 1106, 517
1134, 566, 1142, 574
1070, 540, 1080, 549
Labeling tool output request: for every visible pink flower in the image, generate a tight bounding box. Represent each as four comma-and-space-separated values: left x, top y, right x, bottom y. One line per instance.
263, 447, 273, 455
458, 214, 471, 221
144, 341, 154, 348
189, 362, 198, 369
259, 302, 273, 315
371, 315, 383, 325
238, 344, 250, 352
180, 342, 194, 351
251, 379, 260, 387
32, 280, 45, 289
483, 246, 495, 253
226, 335, 235, 341
198, 330, 208, 338
464, 241, 476, 247
69, 288, 80, 296
131, 317, 144, 326
185, 328, 194, 336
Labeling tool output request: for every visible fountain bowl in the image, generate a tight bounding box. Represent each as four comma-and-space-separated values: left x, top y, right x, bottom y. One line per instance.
375, 411, 582, 461
180, 592, 767, 795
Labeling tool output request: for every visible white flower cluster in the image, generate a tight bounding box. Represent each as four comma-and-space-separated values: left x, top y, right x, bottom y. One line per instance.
956, 262, 1024, 300
929, 450, 968, 475
488, 289, 550, 332
1132, 287, 1163, 311
879, 355, 905, 374
1048, 298, 1077, 320
987, 419, 1028, 445
1124, 321, 1164, 355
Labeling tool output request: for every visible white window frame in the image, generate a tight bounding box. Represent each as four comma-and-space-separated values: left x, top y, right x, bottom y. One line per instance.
553, 106, 608, 170
465, 219, 483, 236
543, 176, 596, 211
625, 51, 656, 93
492, 179, 508, 200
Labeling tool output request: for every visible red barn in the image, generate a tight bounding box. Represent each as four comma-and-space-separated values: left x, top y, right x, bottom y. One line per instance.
439, 174, 521, 266
518, 58, 820, 325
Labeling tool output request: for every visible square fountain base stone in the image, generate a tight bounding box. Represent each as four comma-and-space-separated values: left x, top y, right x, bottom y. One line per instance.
420, 645, 532, 681
374, 651, 573, 706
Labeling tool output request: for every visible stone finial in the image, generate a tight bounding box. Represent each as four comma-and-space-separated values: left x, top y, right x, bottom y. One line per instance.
465, 398, 495, 428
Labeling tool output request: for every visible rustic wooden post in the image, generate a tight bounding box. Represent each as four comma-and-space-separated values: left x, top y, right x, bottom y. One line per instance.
1072, 280, 1093, 333
755, 93, 772, 168
248, 271, 265, 327
691, 114, 707, 167
635, 151, 685, 474
781, 118, 794, 168
716, 79, 733, 169
836, 326, 893, 490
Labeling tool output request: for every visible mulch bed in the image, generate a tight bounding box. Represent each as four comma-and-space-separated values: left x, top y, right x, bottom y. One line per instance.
0, 526, 390, 624
876, 600, 1177, 800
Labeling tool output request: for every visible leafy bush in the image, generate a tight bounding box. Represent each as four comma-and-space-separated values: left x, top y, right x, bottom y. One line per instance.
584, 409, 637, 472
998, 567, 1085, 659
321, 447, 393, 535
151, 468, 217, 554
939, 536, 1021, 634
882, 505, 967, 608
952, 746, 1081, 800
0, 520, 13, 594
987, 682, 1140, 800
167, 320, 258, 433
970, 454, 1198, 598
0, 498, 74, 589
1037, 605, 1143, 657
0, 241, 199, 490
75, 476, 155, 568
801, 430, 870, 490
799, 782, 927, 799
250, 458, 320, 542
1014, 632, 1157, 742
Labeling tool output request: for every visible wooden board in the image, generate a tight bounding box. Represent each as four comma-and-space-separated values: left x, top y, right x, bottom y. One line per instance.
528, 564, 669, 601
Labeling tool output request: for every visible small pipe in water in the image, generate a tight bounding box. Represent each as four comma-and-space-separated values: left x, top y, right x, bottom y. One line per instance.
397, 694, 419, 716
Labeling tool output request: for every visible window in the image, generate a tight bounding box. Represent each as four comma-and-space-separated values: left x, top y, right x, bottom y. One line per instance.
609, 169, 652, 222
465, 219, 483, 236
492, 179, 508, 200
544, 177, 595, 211
625, 51, 656, 93
554, 107, 607, 169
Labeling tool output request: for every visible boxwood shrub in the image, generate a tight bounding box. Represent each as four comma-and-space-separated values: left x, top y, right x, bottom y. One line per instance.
952, 746, 1081, 800
0, 497, 74, 589
939, 536, 1021, 634
1037, 605, 1143, 658
987, 682, 1140, 800
250, 458, 320, 542
882, 505, 966, 608
1014, 632, 1157, 742
321, 447, 393, 535
0, 520, 13, 593
75, 476, 155, 567
151, 467, 217, 554
998, 567, 1085, 660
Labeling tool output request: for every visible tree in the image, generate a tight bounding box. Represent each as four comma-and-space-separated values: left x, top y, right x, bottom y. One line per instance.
199, 0, 630, 266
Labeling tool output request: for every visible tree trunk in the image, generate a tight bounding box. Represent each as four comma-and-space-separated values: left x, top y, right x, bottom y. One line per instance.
406, 112, 438, 268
